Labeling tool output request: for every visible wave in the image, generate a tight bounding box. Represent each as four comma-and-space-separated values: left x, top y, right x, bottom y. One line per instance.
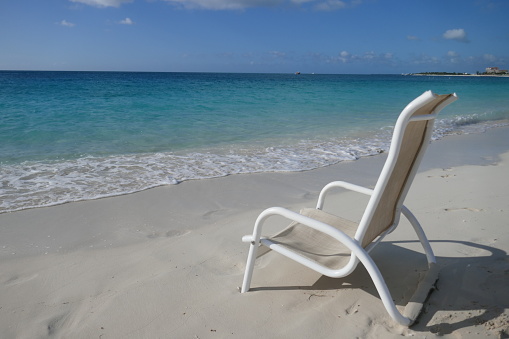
1, 115, 507, 213
434, 111, 509, 137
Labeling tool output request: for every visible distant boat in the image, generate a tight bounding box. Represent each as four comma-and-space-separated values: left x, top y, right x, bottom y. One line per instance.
295, 72, 301, 75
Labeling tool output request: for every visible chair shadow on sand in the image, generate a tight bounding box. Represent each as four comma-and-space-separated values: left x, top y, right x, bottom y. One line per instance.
249, 239, 508, 336
407, 240, 509, 336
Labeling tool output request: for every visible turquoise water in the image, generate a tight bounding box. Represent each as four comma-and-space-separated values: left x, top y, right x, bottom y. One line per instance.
1, 71, 508, 212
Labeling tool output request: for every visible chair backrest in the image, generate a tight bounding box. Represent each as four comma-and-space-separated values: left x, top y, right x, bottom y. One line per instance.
357, 91, 458, 248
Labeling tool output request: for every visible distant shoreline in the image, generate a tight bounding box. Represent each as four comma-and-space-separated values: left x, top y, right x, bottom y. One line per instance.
410, 73, 509, 77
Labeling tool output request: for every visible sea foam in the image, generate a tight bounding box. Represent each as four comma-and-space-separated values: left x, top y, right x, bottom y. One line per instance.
1, 116, 506, 213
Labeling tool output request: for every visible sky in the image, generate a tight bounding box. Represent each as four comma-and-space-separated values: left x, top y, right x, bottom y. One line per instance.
0, 0, 508, 74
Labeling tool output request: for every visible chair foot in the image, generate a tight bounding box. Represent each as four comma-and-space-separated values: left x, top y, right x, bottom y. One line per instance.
402, 263, 440, 326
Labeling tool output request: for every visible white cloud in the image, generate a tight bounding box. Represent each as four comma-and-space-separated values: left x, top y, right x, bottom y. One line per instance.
119, 17, 134, 25
363, 51, 376, 60
269, 51, 286, 58
483, 54, 497, 62
410, 54, 440, 65
446, 50, 461, 63
334, 50, 394, 64
383, 52, 393, 60
338, 50, 350, 63
69, 0, 133, 8
314, 0, 347, 11
163, 0, 359, 10
58, 20, 76, 27
443, 28, 470, 43
163, 0, 283, 10
407, 35, 420, 41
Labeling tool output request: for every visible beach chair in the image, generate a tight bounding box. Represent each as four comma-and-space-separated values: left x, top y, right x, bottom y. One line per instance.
240, 90, 458, 326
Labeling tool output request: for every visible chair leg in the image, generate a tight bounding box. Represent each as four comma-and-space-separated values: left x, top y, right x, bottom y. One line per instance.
402, 206, 436, 264
241, 242, 259, 293
402, 262, 439, 324
354, 248, 412, 326
400, 206, 440, 325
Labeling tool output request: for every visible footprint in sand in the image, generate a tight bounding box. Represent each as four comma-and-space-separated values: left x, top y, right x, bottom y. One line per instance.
165, 230, 190, 238
3, 273, 39, 286
146, 230, 190, 239
202, 208, 232, 220
444, 207, 484, 212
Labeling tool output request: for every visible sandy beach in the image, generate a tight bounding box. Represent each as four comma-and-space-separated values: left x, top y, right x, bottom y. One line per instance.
1, 126, 508, 338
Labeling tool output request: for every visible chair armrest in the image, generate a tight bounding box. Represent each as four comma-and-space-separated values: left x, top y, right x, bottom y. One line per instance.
317, 181, 374, 210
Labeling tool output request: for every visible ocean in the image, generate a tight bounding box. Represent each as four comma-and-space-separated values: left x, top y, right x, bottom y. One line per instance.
1, 71, 508, 213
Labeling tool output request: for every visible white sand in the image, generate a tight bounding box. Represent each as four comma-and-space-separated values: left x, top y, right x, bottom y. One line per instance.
1, 127, 508, 338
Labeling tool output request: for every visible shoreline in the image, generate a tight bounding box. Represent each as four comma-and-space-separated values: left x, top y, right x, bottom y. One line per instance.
1, 126, 508, 338
2, 119, 508, 215
411, 73, 509, 77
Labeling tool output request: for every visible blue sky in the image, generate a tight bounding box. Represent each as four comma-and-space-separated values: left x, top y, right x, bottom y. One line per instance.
1, 0, 508, 73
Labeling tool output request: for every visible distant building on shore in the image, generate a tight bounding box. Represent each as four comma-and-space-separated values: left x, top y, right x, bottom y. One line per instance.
485, 67, 508, 74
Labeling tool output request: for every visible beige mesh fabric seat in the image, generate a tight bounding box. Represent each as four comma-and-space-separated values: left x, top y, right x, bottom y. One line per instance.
240, 91, 458, 326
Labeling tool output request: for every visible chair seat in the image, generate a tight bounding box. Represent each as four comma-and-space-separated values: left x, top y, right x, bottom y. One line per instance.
264, 208, 359, 270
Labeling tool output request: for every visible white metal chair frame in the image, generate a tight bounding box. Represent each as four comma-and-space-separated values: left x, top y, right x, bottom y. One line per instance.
241, 91, 458, 326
